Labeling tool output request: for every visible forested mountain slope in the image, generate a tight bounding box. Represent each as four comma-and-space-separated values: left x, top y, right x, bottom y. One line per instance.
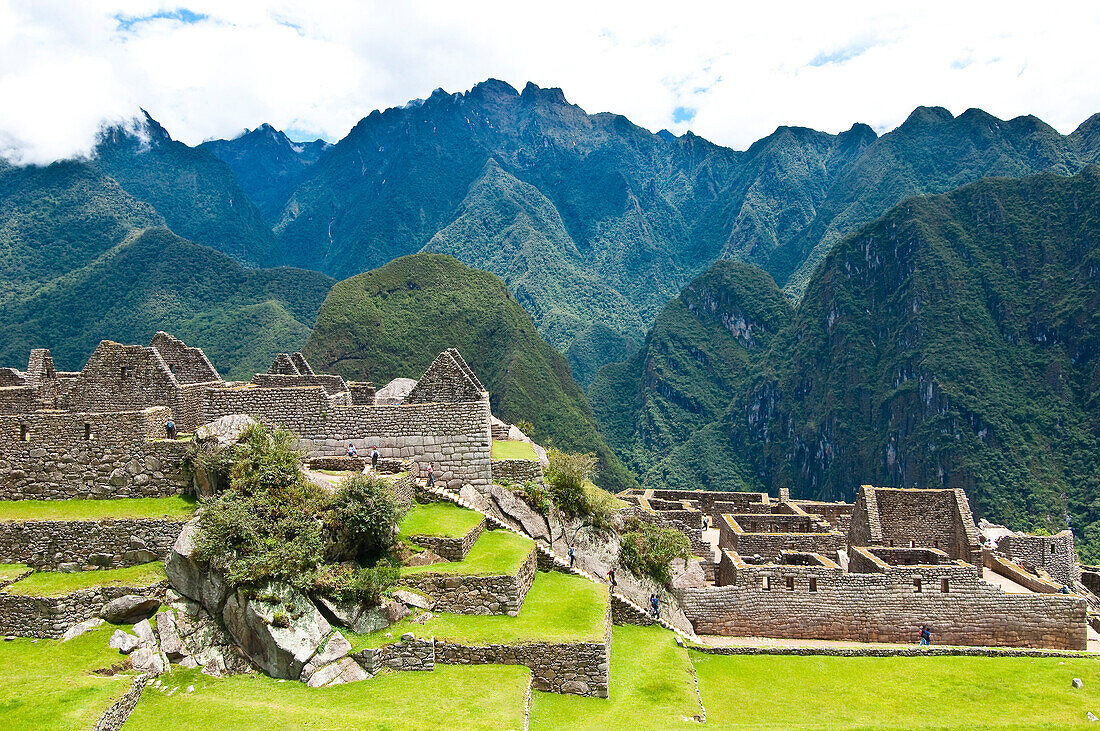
302, 253, 637, 492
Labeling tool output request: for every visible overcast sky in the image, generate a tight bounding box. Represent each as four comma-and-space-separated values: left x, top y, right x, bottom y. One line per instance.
2, 0, 1100, 164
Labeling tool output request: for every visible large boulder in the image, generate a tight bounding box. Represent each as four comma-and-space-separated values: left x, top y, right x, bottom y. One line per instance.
489, 485, 550, 543
109, 629, 142, 654
61, 618, 103, 642
313, 595, 395, 635
300, 632, 351, 681
100, 595, 161, 624
306, 656, 368, 688
195, 414, 257, 447
669, 558, 707, 590
156, 611, 187, 660
166, 517, 229, 614
222, 581, 331, 679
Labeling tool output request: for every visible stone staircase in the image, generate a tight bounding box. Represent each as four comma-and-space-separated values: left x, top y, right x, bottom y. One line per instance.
415, 479, 696, 643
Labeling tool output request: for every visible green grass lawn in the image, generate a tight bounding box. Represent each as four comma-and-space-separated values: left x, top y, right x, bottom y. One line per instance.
5, 562, 166, 598
530, 624, 702, 728
491, 439, 538, 461
401, 529, 532, 577
0, 495, 196, 522
351, 571, 608, 650
0, 563, 31, 583
123, 664, 530, 731
692, 651, 1100, 729
0, 623, 137, 729
399, 501, 484, 539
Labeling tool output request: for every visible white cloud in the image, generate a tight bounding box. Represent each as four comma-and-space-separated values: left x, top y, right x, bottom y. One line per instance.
1, 0, 1099, 164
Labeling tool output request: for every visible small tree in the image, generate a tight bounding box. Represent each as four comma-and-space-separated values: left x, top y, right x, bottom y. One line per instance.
545, 449, 598, 518
326, 473, 405, 564
619, 522, 691, 585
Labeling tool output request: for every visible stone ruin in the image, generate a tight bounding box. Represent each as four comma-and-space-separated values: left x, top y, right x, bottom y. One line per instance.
619, 485, 1093, 650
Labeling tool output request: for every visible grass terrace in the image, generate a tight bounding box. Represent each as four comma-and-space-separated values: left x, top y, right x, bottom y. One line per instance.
123, 664, 530, 731
691, 651, 1100, 729
399, 501, 484, 539
0, 495, 197, 522
400, 529, 532, 577
0, 563, 31, 583
530, 624, 702, 728
4, 561, 166, 598
490, 439, 538, 461
0, 623, 138, 730
351, 571, 607, 650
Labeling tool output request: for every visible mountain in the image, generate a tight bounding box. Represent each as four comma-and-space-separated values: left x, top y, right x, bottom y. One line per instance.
201, 124, 329, 221
302, 252, 637, 492
0, 226, 333, 379
92, 112, 279, 266
639, 168, 1100, 560
588, 260, 792, 474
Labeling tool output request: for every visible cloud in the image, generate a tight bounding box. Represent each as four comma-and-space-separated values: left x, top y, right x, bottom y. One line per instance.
1, 0, 1099, 164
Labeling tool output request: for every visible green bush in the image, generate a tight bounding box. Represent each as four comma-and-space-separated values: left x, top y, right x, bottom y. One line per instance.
327, 473, 405, 564
545, 450, 598, 517
522, 480, 551, 515
619, 522, 690, 585
313, 561, 400, 605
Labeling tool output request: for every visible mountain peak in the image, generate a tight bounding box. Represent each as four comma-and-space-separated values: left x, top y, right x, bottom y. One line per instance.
521, 82, 569, 106
899, 105, 955, 130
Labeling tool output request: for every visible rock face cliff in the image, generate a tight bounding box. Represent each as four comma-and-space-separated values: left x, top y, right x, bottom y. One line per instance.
608, 168, 1100, 560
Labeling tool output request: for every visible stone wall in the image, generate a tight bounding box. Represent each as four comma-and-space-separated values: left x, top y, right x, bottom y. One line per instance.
150, 332, 220, 384
92, 674, 149, 731
849, 486, 982, 565
611, 593, 656, 626
0, 408, 191, 500
0, 579, 168, 638
491, 459, 544, 486
718, 514, 843, 561
406, 349, 485, 405
399, 547, 537, 616
249, 373, 348, 395
390, 472, 416, 513
0, 518, 187, 569
354, 637, 435, 673
348, 382, 376, 405
408, 520, 485, 561
204, 387, 493, 490
683, 551, 1086, 650
995, 531, 1079, 586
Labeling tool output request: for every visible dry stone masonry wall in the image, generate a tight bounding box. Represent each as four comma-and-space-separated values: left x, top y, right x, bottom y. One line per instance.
400, 546, 537, 615
0, 579, 167, 638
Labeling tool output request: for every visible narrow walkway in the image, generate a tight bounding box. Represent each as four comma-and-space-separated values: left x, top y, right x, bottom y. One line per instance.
981, 567, 1035, 594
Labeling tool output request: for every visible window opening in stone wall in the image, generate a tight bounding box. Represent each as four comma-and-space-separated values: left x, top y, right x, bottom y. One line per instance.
809, 578, 817, 592
1051, 544, 1057, 554
933, 539, 939, 548
84, 423, 92, 440
120, 366, 133, 380
940, 578, 949, 593
169, 364, 177, 374
913, 577, 922, 592
784, 576, 795, 591
19, 424, 29, 441
761, 576, 771, 591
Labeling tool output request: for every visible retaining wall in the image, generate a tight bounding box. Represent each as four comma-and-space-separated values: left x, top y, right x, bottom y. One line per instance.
0, 579, 168, 638
399, 547, 537, 616
0, 518, 187, 569
409, 520, 485, 562
491, 459, 544, 486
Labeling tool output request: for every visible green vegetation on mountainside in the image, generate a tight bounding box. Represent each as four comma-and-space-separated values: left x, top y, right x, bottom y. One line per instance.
303, 253, 636, 492
589, 260, 792, 474
643, 168, 1100, 559
0, 227, 332, 379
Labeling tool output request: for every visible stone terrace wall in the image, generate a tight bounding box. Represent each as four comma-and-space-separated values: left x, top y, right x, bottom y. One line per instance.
354, 637, 435, 673
204, 387, 492, 489
399, 547, 537, 615
491, 459, 544, 486
408, 520, 485, 561
682, 559, 1086, 650
996, 531, 1079, 586
0, 408, 190, 500
92, 674, 149, 731
436, 636, 610, 697
0, 579, 167, 638
0, 518, 187, 569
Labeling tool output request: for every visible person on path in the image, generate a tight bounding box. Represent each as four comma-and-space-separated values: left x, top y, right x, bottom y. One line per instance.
165, 419, 176, 440
918, 625, 931, 646
370, 446, 380, 471
569, 544, 576, 568
426, 463, 435, 487
346, 443, 358, 457
606, 567, 617, 587
650, 593, 660, 619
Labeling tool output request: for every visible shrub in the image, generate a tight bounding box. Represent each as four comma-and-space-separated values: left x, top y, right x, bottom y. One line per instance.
326, 473, 405, 564
545, 450, 597, 517
313, 561, 400, 605
619, 522, 690, 585
522, 480, 551, 515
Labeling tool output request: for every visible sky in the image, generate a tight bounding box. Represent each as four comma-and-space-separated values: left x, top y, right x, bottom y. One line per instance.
2, 0, 1100, 164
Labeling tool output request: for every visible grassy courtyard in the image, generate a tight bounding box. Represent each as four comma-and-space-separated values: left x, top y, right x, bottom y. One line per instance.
4, 561, 166, 598
0, 623, 136, 730
0, 495, 196, 522
490, 439, 538, 461
400, 529, 532, 577
399, 501, 484, 539
351, 570, 608, 649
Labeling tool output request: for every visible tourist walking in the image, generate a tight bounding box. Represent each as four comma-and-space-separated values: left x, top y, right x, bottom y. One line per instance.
606, 567, 617, 587
371, 446, 380, 471
650, 593, 659, 619
165, 419, 176, 440
346, 443, 358, 457
569, 544, 576, 568
426, 463, 435, 487
918, 625, 931, 646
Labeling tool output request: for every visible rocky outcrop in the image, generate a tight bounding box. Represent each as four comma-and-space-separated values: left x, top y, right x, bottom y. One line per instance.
165, 517, 229, 614
489, 485, 550, 543
222, 581, 331, 679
